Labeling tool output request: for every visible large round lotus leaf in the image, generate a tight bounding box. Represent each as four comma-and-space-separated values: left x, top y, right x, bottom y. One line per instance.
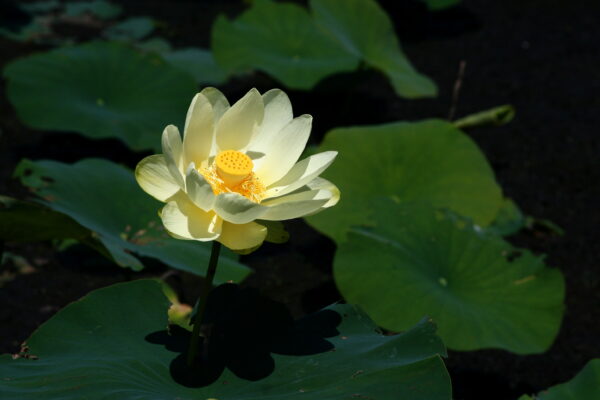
335, 199, 564, 353
0, 196, 90, 242
14, 158, 249, 283
0, 279, 452, 399
486, 197, 526, 236
310, 0, 436, 98
64, 0, 122, 20
305, 119, 503, 242
519, 359, 600, 400
103, 16, 155, 41
419, 0, 461, 11
3, 41, 197, 152
212, 0, 358, 89
164, 48, 228, 85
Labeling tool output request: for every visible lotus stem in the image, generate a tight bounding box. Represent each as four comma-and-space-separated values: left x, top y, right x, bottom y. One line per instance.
187, 241, 221, 366
453, 105, 515, 129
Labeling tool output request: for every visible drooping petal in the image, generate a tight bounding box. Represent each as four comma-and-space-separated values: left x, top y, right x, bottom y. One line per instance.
259, 189, 331, 221
216, 88, 264, 151
213, 192, 268, 224
135, 154, 180, 202
246, 89, 293, 162
183, 93, 214, 169
185, 163, 216, 211
253, 114, 312, 186
301, 177, 341, 212
161, 124, 185, 188
263, 151, 338, 199
201, 87, 230, 123
160, 194, 222, 240
218, 221, 267, 250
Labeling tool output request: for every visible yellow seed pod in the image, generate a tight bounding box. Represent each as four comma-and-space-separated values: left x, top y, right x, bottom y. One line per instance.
215, 150, 254, 187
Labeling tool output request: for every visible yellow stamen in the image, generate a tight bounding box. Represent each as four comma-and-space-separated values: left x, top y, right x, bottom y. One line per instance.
200, 150, 266, 203
215, 150, 254, 187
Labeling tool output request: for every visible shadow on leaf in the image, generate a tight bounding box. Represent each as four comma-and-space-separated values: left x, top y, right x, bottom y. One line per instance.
145, 283, 341, 387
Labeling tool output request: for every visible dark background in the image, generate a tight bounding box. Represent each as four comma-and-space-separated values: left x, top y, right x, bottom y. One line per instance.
0, 1, 598, 399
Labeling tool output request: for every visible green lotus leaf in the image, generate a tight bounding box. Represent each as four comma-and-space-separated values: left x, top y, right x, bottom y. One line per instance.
0, 196, 89, 242
0, 279, 452, 399
310, 0, 437, 98
419, 0, 461, 11
486, 197, 526, 236
3, 41, 197, 152
164, 48, 228, 85
259, 220, 290, 244
13, 158, 249, 283
103, 17, 155, 41
0, 18, 51, 43
212, 0, 359, 89
21, 1, 61, 14
137, 37, 173, 54
521, 359, 600, 399
335, 199, 565, 353
305, 119, 503, 242
64, 0, 122, 20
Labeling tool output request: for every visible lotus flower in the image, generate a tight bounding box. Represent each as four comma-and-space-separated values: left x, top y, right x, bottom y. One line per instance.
135, 88, 339, 251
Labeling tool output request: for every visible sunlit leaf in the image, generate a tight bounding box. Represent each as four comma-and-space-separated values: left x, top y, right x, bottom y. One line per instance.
4, 41, 196, 152
0, 279, 451, 400
212, 0, 358, 89
335, 199, 565, 353
520, 359, 600, 399
14, 159, 250, 283
311, 0, 436, 98
306, 119, 503, 242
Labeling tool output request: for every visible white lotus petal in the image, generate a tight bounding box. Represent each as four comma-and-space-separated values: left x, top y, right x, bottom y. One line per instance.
216, 88, 264, 151
259, 189, 330, 221
218, 221, 267, 250
247, 89, 293, 163
160, 195, 222, 240
183, 93, 214, 168
302, 177, 341, 210
264, 151, 337, 199
201, 87, 230, 123
185, 163, 216, 211
213, 192, 268, 224
253, 114, 312, 186
161, 124, 184, 188
201, 87, 230, 160
135, 154, 180, 202
138, 88, 340, 246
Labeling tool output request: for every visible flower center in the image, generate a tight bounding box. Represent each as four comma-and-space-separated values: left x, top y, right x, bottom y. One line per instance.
199, 150, 266, 203
215, 150, 253, 186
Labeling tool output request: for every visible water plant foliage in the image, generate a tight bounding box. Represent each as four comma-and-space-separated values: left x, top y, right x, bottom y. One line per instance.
13, 158, 249, 282
0, 280, 452, 399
